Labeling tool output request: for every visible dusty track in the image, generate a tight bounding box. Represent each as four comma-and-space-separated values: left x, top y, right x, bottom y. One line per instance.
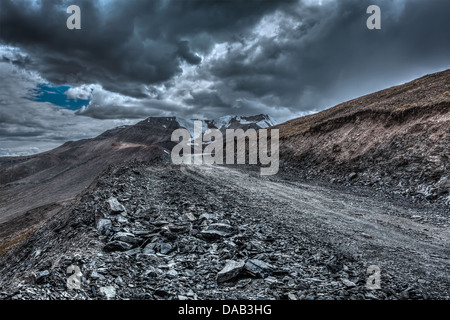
182, 164, 450, 294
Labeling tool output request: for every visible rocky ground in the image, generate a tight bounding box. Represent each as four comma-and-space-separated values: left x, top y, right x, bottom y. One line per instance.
0, 159, 448, 300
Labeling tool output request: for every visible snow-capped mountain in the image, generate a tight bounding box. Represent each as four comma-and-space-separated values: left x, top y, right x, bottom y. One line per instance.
208, 114, 277, 131
0, 113, 278, 210
170, 114, 277, 138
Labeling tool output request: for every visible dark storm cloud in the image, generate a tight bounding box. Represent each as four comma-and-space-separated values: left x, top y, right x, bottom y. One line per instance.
204, 0, 450, 112
184, 90, 231, 109
0, 0, 449, 125
75, 97, 184, 120
0, 0, 292, 98
177, 40, 202, 65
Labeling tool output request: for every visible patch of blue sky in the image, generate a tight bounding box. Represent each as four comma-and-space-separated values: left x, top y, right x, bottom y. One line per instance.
30, 83, 90, 110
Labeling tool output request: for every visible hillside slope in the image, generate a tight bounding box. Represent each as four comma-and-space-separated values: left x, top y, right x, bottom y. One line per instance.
277, 69, 450, 204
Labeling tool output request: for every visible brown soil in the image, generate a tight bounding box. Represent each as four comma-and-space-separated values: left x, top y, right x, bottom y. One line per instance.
275, 69, 450, 203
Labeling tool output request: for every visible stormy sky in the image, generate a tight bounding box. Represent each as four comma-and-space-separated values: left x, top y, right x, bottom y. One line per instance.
0, 0, 449, 156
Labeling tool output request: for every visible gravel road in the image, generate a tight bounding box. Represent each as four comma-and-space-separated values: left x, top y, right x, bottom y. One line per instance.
184, 164, 450, 296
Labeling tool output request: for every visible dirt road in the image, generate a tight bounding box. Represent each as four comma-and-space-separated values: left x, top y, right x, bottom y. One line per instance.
182, 164, 450, 296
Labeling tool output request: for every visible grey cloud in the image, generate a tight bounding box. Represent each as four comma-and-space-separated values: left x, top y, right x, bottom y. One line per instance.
207, 0, 450, 112
0, 0, 449, 156
3, 0, 447, 117
0, 0, 291, 98
0, 61, 140, 155
75, 99, 184, 120
183, 91, 231, 109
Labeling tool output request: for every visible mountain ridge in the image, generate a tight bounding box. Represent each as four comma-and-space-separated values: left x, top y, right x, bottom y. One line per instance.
0, 113, 277, 255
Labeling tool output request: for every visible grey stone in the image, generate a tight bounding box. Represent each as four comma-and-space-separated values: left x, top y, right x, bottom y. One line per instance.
117, 216, 128, 224
35, 270, 50, 284
166, 269, 179, 279
160, 242, 175, 255
99, 286, 116, 299
107, 197, 126, 214
201, 223, 235, 239
142, 243, 156, 255
341, 278, 357, 288
169, 224, 190, 233
112, 232, 142, 246
264, 276, 278, 284
244, 259, 274, 278
97, 219, 112, 235
199, 213, 216, 221
115, 276, 124, 285
349, 172, 358, 180
217, 260, 245, 283
144, 267, 160, 278
124, 247, 142, 256
182, 212, 196, 222
90, 270, 105, 280
154, 289, 171, 298
287, 293, 298, 300
103, 240, 134, 252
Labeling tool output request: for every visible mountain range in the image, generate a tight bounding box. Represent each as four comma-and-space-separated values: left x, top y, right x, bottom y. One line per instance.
0, 114, 276, 254
0, 70, 448, 259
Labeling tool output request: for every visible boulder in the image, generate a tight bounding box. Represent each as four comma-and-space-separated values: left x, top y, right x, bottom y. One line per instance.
217, 260, 245, 283
107, 197, 126, 214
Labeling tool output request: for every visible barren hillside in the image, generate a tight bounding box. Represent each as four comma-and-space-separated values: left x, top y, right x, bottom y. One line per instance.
276, 69, 450, 204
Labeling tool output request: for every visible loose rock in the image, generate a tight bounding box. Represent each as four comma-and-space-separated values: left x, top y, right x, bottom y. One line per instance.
217, 260, 245, 283
244, 259, 274, 278
107, 197, 126, 214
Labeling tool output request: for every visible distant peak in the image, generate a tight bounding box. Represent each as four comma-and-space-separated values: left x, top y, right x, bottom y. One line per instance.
211, 114, 277, 130
140, 114, 277, 131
